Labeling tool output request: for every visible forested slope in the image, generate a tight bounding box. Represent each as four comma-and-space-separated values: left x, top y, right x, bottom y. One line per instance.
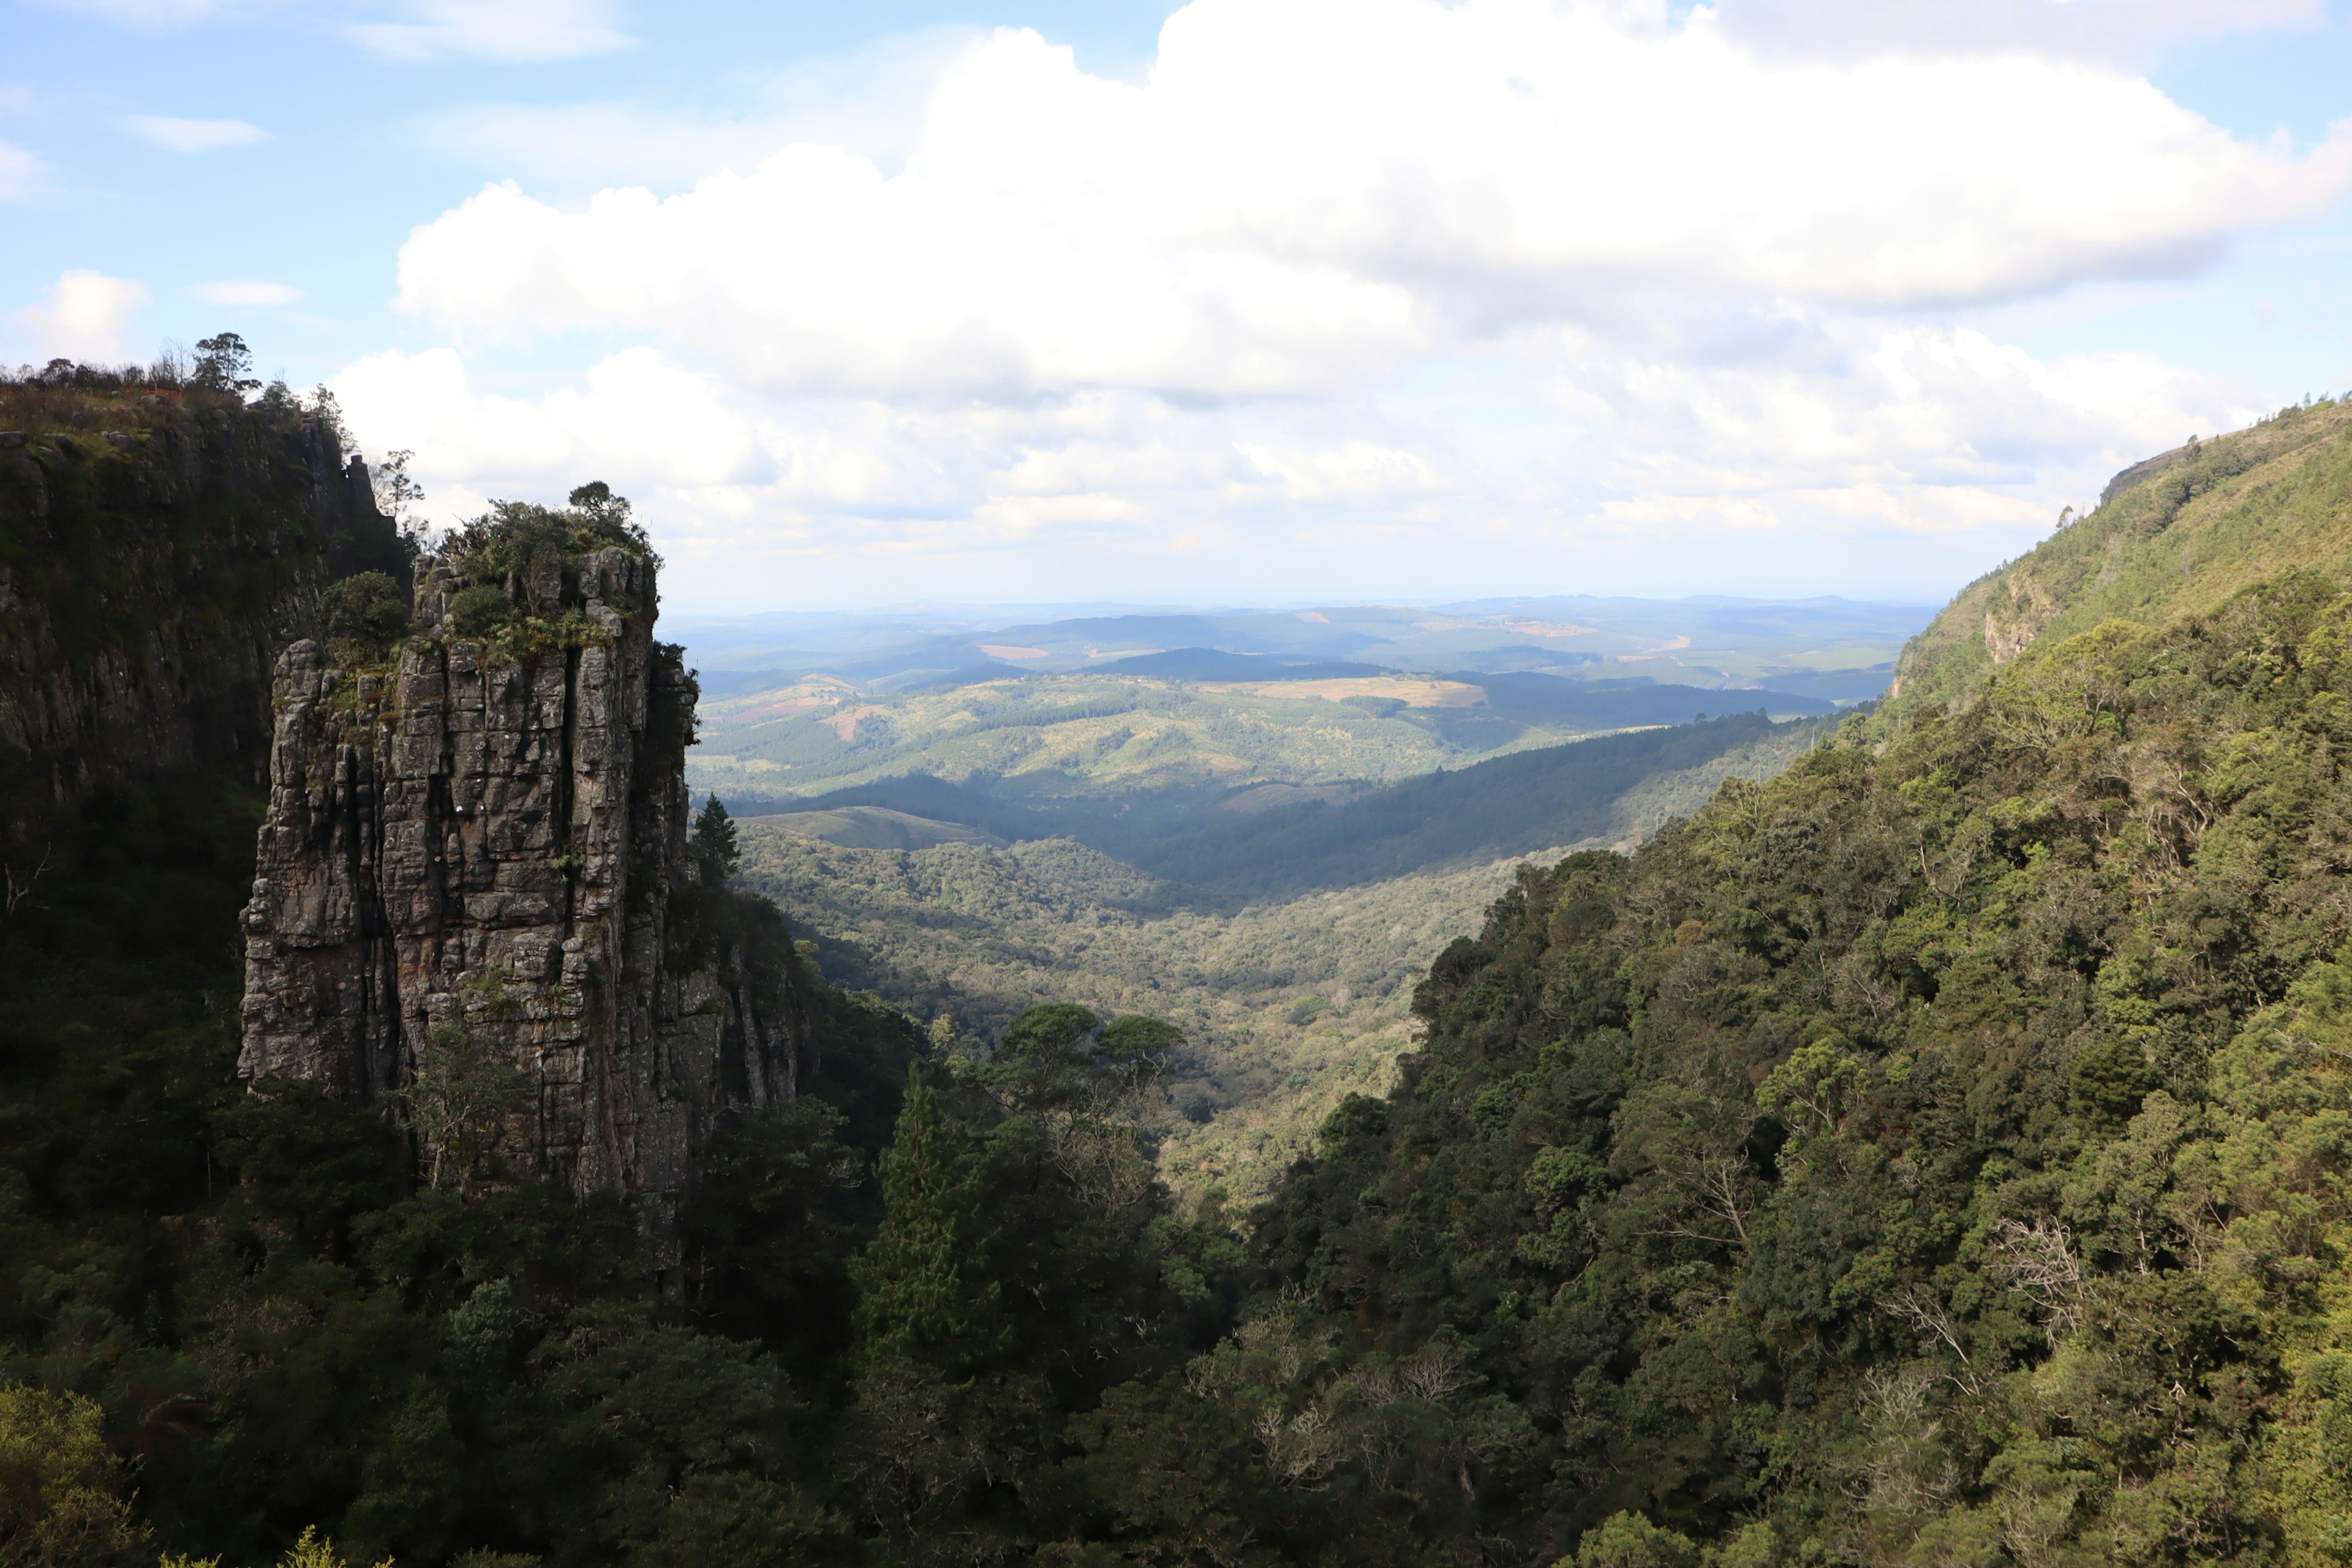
1237, 571, 2352, 1564
1889, 396, 2352, 714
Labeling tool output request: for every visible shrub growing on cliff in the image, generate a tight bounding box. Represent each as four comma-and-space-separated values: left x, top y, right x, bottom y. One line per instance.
442, 484, 653, 587
320, 572, 409, 663
444, 584, 514, 640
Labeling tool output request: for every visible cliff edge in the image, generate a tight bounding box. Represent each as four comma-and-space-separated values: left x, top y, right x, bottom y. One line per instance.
0, 372, 401, 830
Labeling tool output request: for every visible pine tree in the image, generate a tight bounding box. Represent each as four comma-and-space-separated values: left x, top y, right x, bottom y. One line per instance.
849, 1072, 1012, 1376
692, 796, 739, 882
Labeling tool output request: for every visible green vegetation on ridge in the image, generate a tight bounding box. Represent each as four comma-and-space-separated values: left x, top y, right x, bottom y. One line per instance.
1890, 394, 2352, 714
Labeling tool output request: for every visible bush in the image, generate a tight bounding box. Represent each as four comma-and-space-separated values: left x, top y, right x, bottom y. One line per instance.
320, 571, 409, 660
445, 584, 515, 639
0, 1385, 148, 1566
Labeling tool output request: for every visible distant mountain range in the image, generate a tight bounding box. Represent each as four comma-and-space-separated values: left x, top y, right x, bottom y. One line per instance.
675, 593, 1933, 704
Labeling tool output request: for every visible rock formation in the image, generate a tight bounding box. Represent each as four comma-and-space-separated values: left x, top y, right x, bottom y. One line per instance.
237, 505, 805, 1251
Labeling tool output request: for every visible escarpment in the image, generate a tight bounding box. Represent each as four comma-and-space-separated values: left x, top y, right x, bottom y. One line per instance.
0, 386, 400, 827
237, 496, 807, 1250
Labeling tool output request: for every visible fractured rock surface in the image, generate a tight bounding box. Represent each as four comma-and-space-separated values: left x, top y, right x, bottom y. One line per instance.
238, 547, 802, 1245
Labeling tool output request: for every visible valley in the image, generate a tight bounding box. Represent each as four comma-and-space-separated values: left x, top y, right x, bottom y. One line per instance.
724, 703, 1833, 1204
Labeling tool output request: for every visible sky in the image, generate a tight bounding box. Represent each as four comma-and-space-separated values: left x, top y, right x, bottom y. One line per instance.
5, 0, 2351, 614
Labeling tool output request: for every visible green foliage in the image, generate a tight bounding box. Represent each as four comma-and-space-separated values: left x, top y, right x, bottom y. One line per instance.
851, 1073, 1013, 1376
276, 1526, 389, 1568
0, 1384, 147, 1566
426, 484, 655, 656
441, 491, 651, 586
1568, 1512, 1698, 1568
443, 584, 514, 639
402, 1023, 533, 1196
47, 396, 2352, 1562
319, 571, 410, 663
1236, 573, 2352, 1562
736, 829, 1534, 1204
689, 796, 738, 882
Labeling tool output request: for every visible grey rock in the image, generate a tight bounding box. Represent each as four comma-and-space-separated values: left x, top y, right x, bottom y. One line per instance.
237, 545, 804, 1262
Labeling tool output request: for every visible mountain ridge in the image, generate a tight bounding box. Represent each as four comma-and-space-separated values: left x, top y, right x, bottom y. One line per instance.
1887, 396, 2352, 714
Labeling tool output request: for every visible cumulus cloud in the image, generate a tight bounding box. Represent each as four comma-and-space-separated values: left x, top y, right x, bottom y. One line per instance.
349, 0, 634, 62
11, 270, 149, 363
326, 318, 2260, 608
357, 0, 2345, 607
186, 279, 303, 306
333, 347, 769, 498
396, 0, 2352, 403
123, 115, 268, 152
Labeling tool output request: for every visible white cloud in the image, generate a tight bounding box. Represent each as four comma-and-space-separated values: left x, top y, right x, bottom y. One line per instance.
396, 1, 2352, 404
323, 320, 2261, 609
363, 0, 2351, 608
186, 279, 303, 306
123, 115, 268, 152
332, 347, 769, 496
1710, 0, 2325, 63
11, 270, 149, 363
349, 0, 634, 62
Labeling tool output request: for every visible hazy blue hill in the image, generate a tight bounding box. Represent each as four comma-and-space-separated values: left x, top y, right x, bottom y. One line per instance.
1092, 647, 1391, 679
1123, 710, 1825, 899
1463, 669, 1837, 725
725, 709, 1831, 902
671, 594, 1932, 693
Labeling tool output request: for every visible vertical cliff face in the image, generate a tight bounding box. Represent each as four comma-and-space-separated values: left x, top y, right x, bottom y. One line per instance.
0, 397, 398, 826
236, 510, 804, 1247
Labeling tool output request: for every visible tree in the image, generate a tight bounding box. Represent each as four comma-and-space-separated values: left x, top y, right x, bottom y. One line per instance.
372, 451, 429, 560
192, 332, 260, 393
568, 481, 628, 527
320, 572, 410, 662
404, 1022, 533, 1195
850, 1072, 1011, 1376
693, 797, 740, 882
308, 385, 352, 454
